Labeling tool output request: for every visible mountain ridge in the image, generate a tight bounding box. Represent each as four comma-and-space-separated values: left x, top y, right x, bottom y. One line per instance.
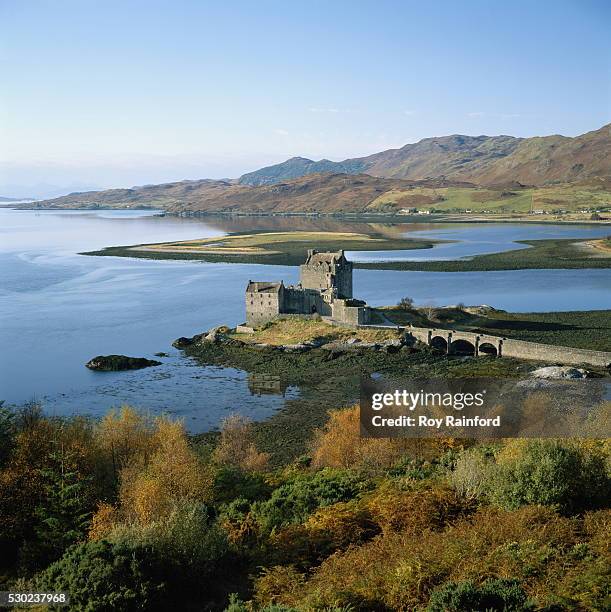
239, 124, 610, 187
22, 123, 611, 215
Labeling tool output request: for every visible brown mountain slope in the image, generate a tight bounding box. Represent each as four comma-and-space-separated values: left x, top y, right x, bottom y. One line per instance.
32, 174, 467, 214
239, 123, 611, 187
362, 134, 521, 181
463, 124, 611, 185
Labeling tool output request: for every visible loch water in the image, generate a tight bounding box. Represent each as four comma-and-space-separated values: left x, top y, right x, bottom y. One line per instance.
1, 208, 609, 431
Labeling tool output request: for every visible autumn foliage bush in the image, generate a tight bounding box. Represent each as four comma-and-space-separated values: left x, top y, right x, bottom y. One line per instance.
213, 414, 270, 472
364, 481, 472, 535
255, 505, 605, 610
1, 403, 610, 611
310, 405, 460, 472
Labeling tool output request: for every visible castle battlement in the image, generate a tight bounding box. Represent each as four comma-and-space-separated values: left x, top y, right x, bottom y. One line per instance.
245, 250, 370, 326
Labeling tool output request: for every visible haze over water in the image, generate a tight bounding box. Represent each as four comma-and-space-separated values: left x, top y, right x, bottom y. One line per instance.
1, 208, 609, 430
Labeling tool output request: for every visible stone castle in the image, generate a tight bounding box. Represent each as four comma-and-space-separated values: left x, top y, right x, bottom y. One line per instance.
245, 250, 371, 327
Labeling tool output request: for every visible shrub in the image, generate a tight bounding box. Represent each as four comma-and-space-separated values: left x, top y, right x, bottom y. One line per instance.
365, 483, 470, 535
311, 406, 447, 472
253, 566, 306, 608
426, 578, 533, 611
219, 497, 262, 547
118, 419, 214, 525
107, 501, 229, 580
488, 440, 610, 514
213, 415, 270, 472
0, 404, 16, 468
275, 505, 582, 610
267, 501, 379, 568
252, 468, 369, 533
226, 593, 301, 612
95, 406, 157, 490
35, 540, 172, 611
449, 447, 496, 500
213, 465, 271, 504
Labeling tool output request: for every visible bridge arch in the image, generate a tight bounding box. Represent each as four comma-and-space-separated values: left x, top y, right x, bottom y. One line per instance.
478, 342, 498, 356
430, 335, 448, 353
449, 338, 476, 356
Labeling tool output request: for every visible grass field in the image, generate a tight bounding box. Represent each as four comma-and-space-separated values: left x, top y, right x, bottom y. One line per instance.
231, 317, 400, 345
368, 183, 611, 214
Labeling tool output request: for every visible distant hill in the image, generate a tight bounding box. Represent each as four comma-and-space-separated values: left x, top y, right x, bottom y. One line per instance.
26, 124, 611, 216
239, 156, 369, 186
28, 174, 473, 214
239, 124, 611, 187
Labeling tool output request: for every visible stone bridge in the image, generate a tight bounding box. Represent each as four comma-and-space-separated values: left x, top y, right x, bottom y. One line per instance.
407, 327, 505, 357
396, 325, 610, 368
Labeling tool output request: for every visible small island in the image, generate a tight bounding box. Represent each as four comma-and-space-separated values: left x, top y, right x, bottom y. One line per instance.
82, 229, 611, 272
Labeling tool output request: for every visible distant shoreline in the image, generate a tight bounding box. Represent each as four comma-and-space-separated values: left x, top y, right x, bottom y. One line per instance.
5, 205, 611, 226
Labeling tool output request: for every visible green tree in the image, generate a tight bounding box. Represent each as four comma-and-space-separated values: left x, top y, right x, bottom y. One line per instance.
251, 469, 368, 533
25, 442, 93, 568
0, 402, 16, 467
35, 540, 171, 611
397, 296, 414, 310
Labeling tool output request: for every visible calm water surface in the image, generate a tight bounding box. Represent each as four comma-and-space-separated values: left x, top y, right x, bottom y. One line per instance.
348, 223, 611, 261
1, 209, 609, 430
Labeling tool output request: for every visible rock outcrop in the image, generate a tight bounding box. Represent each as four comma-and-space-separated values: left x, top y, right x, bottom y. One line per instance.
85, 355, 162, 371
530, 366, 589, 379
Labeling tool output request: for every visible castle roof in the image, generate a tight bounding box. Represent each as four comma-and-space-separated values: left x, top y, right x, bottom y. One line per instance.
304, 249, 346, 265
246, 281, 283, 293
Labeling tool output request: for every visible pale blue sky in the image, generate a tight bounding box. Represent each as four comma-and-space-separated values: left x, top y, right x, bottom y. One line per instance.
1, 0, 609, 197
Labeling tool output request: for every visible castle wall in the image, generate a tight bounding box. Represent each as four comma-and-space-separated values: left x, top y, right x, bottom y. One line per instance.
335, 260, 353, 299
246, 287, 283, 326
299, 258, 353, 298
283, 287, 331, 317
299, 263, 334, 294
332, 299, 371, 325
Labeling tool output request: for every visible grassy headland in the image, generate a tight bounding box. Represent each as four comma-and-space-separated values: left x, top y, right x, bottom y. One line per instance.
83, 230, 611, 271
82, 230, 441, 265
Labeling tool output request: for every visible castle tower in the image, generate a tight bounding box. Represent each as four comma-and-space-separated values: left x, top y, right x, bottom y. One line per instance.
299, 249, 353, 299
